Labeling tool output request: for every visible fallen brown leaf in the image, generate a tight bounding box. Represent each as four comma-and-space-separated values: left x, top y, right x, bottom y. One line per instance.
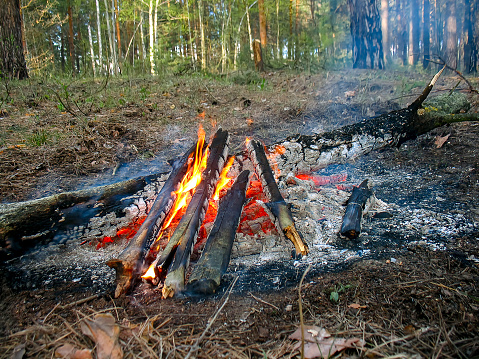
434, 134, 450, 148
80, 313, 123, 359
348, 303, 367, 309
289, 325, 364, 358
55, 344, 92, 359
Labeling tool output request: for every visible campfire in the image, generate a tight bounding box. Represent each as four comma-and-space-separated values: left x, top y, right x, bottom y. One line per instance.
1, 67, 476, 300
107, 126, 310, 298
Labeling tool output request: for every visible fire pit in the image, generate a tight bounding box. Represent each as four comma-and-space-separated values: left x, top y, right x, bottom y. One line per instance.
1, 69, 478, 301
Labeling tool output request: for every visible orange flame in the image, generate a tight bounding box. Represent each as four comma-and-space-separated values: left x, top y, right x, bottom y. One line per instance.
142, 126, 209, 281
213, 156, 235, 201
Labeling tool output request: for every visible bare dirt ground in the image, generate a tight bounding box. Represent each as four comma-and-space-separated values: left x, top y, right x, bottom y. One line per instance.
1, 69, 479, 358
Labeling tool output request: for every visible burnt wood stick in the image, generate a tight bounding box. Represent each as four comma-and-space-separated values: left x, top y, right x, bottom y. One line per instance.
158, 129, 230, 298
340, 180, 373, 239
186, 170, 250, 295
268, 67, 450, 175
247, 139, 309, 256
106, 144, 197, 298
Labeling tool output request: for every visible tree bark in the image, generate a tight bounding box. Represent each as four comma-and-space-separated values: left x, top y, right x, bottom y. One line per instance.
104, 0, 116, 73
67, 0, 76, 75
0, 0, 28, 79
258, 0, 267, 47
380, 0, 389, 64
445, 0, 457, 69
88, 19, 96, 76
114, 0, 122, 59
423, 0, 431, 69
463, 0, 477, 73
148, 0, 155, 74
198, 0, 206, 70
408, 0, 420, 65
348, 0, 385, 69
96, 0, 103, 72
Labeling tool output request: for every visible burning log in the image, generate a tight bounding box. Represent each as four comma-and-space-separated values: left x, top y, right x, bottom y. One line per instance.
270, 67, 454, 174
0, 173, 163, 260
247, 139, 309, 257
340, 180, 373, 239
143, 129, 230, 298
186, 170, 250, 295
107, 144, 198, 298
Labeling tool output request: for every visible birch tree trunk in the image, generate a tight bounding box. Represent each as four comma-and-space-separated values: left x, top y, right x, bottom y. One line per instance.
88, 20, 96, 76
110, 0, 118, 72
140, 11, 146, 60
245, 0, 253, 60
103, 0, 115, 73
154, 0, 159, 49
149, 0, 155, 74
198, 0, 206, 70
95, 0, 103, 72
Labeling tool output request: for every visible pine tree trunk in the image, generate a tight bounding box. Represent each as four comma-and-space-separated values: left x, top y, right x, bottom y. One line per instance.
408, 0, 420, 65
103, 0, 115, 73
245, 0, 253, 60
289, 0, 293, 59
258, 0, 267, 47
423, 0, 430, 68
67, 1, 76, 75
110, 0, 118, 72
114, 0, 122, 59
276, 0, 280, 59
463, 0, 477, 72
348, 0, 385, 69
95, 0, 103, 72
0, 0, 28, 79
445, 0, 457, 69
380, 0, 389, 64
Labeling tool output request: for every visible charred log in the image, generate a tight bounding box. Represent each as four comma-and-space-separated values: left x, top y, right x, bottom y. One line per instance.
0, 173, 163, 261
107, 144, 197, 298
270, 67, 453, 174
340, 180, 373, 239
186, 170, 250, 295
247, 139, 309, 256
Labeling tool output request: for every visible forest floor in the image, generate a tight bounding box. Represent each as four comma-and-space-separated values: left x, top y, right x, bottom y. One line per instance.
0, 68, 479, 358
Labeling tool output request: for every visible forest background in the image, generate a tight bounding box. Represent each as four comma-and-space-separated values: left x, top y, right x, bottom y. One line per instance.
2, 0, 479, 79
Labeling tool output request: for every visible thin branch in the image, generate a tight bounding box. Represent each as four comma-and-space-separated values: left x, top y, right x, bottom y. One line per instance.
428, 57, 479, 94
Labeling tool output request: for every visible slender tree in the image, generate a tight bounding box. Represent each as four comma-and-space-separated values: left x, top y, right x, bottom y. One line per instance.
348, 0, 385, 69
114, 0, 122, 59
95, 0, 103, 72
423, 0, 430, 68
0, 0, 28, 79
408, 0, 419, 65
463, 0, 477, 72
258, 0, 267, 46
88, 17, 96, 76
445, 0, 457, 68
380, 0, 389, 63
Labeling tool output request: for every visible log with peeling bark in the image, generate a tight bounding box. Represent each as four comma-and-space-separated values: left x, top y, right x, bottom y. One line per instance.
268, 67, 457, 174
147, 129, 229, 298
247, 139, 309, 256
186, 170, 250, 295
340, 179, 373, 239
106, 144, 197, 298
0, 173, 164, 261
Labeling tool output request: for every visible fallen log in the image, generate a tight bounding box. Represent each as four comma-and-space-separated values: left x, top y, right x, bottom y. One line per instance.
106, 144, 197, 298
186, 170, 250, 295
247, 139, 309, 256
269, 67, 457, 174
340, 179, 373, 239
0, 173, 164, 261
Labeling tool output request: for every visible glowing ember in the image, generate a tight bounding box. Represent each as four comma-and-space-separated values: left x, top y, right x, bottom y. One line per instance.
295, 173, 348, 186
